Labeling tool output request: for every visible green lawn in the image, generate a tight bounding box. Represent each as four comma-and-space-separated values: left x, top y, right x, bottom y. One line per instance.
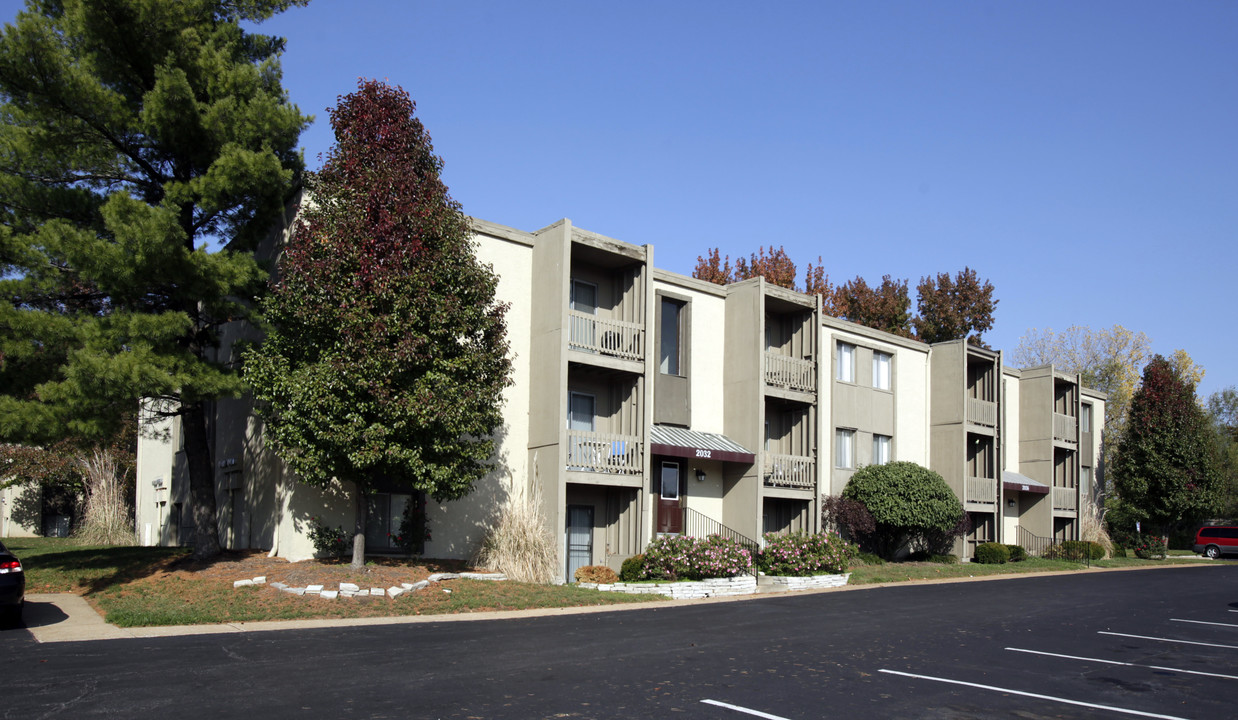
846, 553, 1207, 585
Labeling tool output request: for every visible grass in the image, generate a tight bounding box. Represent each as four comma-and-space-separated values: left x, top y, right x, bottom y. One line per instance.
6, 537, 659, 628
6, 537, 1216, 627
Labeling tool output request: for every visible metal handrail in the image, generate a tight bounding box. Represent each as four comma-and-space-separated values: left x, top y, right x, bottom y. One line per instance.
682, 507, 761, 576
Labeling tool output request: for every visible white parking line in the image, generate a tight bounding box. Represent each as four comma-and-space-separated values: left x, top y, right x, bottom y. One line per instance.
879, 670, 1191, 720
1099, 631, 1238, 650
1007, 647, 1238, 680
700, 699, 790, 720
1172, 618, 1238, 629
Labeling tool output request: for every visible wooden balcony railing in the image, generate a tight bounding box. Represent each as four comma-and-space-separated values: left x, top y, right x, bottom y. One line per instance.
1052, 486, 1077, 513
568, 311, 644, 362
763, 453, 815, 489
566, 430, 642, 475
764, 352, 816, 394
967, 398, 998, 427
1053, 413, 1077, 442
966, 476, 997, 506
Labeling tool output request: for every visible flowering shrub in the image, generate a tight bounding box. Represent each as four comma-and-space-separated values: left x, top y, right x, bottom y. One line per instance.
1131, 534, 1167, 559
758, 532, 856, 576
640, 534, 754, 581
307, 516, 348, 558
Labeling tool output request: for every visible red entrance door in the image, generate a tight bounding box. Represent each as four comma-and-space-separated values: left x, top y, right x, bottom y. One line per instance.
657, 461, 683, 534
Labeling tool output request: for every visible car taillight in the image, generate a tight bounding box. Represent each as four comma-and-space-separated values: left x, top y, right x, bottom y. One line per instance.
0, 559, 21, 573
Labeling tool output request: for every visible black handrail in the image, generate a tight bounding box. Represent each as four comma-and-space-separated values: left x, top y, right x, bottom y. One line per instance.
681, 507, 761, 576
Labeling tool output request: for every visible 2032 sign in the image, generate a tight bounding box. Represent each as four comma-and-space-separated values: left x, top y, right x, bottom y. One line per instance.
695, 449, 712, 458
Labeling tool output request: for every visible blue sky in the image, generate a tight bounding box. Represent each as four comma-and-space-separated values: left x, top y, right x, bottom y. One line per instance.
5, 1, 1236, 398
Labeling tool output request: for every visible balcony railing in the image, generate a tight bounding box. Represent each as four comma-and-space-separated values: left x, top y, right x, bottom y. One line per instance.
1052, 486, 1077, 513
763, 453, 815, 489
967, 397, 997, 427
966, 476, 997, 506
764, 352, 816, 394
1053, 413, 1077, 442
568, 311, 644, 362
566, 430, 642, 475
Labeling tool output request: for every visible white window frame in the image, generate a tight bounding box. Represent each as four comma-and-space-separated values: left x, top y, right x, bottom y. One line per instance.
836, 342, 855, 383
872, 351, 892, 391
835, 428, 854, 469
872, 434, 892, 465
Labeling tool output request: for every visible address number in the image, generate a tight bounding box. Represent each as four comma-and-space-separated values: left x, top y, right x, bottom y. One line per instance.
695, 449, 712, 458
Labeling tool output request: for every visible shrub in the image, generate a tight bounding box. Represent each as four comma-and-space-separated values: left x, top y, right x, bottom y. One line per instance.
929, 554, 958, 564
853, 551, 885, 566
974, 542, 1010, 564
619, 554, 644, 582
1047, 540, 1107, 561
640, 534, 754, 581
575, 565, 619, 584
1006, 545, 1027, 562
307, 516, 349, 558
1131, 534, 1167, 560
759, 532, 856, 576
821, 495, 876, 540
841, 462, 965, 560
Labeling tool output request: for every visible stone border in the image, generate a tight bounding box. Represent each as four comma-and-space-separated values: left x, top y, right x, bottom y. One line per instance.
579, 575, 757, 599
764, 572, 850, 590
233, 572, 507, 600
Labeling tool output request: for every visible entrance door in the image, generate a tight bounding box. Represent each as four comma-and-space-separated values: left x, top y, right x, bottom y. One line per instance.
566, 505, 594, 581
657, 461, 683, 534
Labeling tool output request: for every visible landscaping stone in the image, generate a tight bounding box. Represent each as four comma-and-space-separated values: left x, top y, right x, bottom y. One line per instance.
233, 579, 254, 588
320, 590, 338, 600
460, 572, 506, 581
340, 583, 360, 592
253, 576, 266, 584
387, 586, 405, 599
580, 575, 758, 599
765, 573, 850, 590
406, 580, 429, 592
426, 573, 459, 582
305, 584, 324, 594
270, 582, 287, 590
369, 588, 384, 596
283, 587, 306, 596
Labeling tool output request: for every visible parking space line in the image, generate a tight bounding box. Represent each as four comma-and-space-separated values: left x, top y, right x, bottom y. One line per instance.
700, 699, 790, 720
878, 669, 1190, 720
1171, 618, 1238, 629
1099, 631, 1238, 650
1006, 647, 1238, 680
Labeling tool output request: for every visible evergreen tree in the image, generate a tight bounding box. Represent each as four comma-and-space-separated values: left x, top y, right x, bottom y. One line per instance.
0, 0, 309, 559
244, 80, 513, 568
1111, 355, 1221, 537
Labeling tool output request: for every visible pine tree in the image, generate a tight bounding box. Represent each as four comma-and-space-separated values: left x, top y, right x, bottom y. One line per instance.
1111, 355, 1222, 537
244, 80, 514, 568
0, 0, 309, 559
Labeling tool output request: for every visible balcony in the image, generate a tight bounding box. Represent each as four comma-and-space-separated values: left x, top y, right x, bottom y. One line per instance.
763, 453, 815, 490
764, 352, 816, 394
568, 311, 644, 362
967, 398, 997, 428
1053, 413, 1077, 442
566, 430, 642, 474
966, 476, 997, 506
1052, 486, 1077, 513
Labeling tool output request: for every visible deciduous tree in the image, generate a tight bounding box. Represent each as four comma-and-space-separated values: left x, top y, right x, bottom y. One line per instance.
244, 80, 513, 568
0, 0, 309, 559
912, 267, 998, 345
1110, 356, 1221, 537
833, 275, 913, 338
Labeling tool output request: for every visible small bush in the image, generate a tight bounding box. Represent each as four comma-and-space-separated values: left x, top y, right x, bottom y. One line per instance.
1111, 546, 1127, 558
759, 532, 856, 576
929, 554, 958, 564
307, 517, 349, 558
641, 534, 754, 581
974, 542, 1010, 564
1006, 545, 1027, 562
1132, 534, 1167, 560
575, 565, 619, 584
619, 554, 644, 582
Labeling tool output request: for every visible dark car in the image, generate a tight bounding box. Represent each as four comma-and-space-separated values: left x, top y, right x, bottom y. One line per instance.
1192, 526, 1238, 559
0, 539, 24, 626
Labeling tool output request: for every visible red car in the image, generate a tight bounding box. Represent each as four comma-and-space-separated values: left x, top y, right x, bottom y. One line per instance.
1193, 526, 1238, 559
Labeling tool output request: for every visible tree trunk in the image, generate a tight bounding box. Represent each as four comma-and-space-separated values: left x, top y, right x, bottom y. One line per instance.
182, 403, 221, 561
352, 487, 367, 569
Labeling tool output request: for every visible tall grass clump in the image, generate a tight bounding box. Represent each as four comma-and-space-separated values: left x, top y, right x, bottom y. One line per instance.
1080, 496, 1112, 557
73, 448, 135, 546
475, 472, 556, 583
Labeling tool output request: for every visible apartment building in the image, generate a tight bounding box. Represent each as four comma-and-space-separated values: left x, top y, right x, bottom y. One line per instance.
133, 214, 1105, 575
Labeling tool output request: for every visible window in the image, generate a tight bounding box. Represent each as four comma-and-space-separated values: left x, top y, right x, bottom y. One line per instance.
836, 342, 855, 383
835, 429, 854, 469
873, 352, 891, 390
570, 279, 597, 314
1081, 403, 1093, 433
872, 434, 891, 465
568, 392, 595, 432
659, 298, 684, 375
1081, 466, 1092, 496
